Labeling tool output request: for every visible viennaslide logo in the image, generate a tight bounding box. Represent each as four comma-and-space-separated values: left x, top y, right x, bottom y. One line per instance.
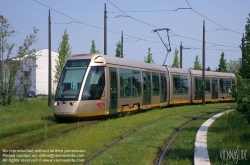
220, 145, 248, 164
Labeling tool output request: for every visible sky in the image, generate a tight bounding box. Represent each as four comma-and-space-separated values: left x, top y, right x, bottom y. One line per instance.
1, 0, 249, 70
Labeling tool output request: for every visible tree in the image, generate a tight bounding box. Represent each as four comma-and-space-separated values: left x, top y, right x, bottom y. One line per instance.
0, 18, 38, 106
227, 59, 241, 74
90, 40, 100, 54
54, 30, 71, 84
234, 75, 250, 123
236, 13, 250, 123
206, 66, 211, 71
193, 55, 202, 70
144, 47, 154, 64
115, 41, 124, 58
239, 13, 250, 79
171, 48, 179, 68
217, 52, 228, 72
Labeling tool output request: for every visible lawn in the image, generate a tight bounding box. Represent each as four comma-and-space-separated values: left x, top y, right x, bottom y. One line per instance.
0, 100, 237, 165
29, 103, 233, 165
162, 113, 218, 165
207, 110, 250, 165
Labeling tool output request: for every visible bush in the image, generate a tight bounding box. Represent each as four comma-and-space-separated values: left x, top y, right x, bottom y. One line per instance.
235, 75, 250, 123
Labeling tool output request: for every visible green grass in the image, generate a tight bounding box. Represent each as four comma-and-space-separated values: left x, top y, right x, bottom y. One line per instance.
0, 120, 56, 139
0, 98, 100, 156
0, 99, 53, 153
0, 101, 236, 165
162, 113, 218, 165
0, 98, 54, 139
0, 97, 53, 125
207, 110, 250, 165
27, 103, 234, 165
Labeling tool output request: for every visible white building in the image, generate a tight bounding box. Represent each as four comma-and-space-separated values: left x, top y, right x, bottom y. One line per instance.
14, 49, 58, 96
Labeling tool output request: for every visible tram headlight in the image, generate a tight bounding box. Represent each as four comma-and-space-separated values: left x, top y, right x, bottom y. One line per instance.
69, 102, 76, 106
54, 102, 59, 106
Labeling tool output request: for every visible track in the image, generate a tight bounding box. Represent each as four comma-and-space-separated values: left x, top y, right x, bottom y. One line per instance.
0, 119, 101, 157
84, 110, 223, 165
84, 114, 169, 165
154, 111, 221, 165
84, 109, 207, 165
154, 118, 197, 165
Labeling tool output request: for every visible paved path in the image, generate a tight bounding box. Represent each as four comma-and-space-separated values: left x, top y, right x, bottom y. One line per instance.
194, 112, 226, 165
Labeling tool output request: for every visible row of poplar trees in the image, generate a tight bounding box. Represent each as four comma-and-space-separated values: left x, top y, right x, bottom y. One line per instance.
170, 48, 240, 72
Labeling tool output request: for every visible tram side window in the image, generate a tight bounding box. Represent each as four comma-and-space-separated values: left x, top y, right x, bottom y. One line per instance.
194, 77, 210, 93
212, 78, 218, 91
205, 78, 211, 94
173, 75, 188, 94
152, 73, 160, 95
219, 79, 226, 93
110, 68, 117, 92
181, 75, 188, 94
119, 69, 141, 97
120, 69, 132, 97
194, 77, 202, 90
160, 74, 167, 91
142, 72, 151, 93
132, 70, 141, 96
173, 75, 180, 94
226, 79, 232, 93
232, 79, 236, 90
142, 71, 151, 105
82, 66, 105, 100
160, 73, 167, 102
232, 79, 236, 96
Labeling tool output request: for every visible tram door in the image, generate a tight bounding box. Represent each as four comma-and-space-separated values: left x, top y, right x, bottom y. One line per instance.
160, 74, 167, 103
194, 77, 202, 100
142, 72, 151, 106
212, 78, 218, 99
109, 68, 118, 114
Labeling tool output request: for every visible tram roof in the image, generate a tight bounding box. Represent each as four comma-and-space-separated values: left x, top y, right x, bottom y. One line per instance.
69, 54, 236, 78
190, 70, 236, 78
70, 54, 167, 72
167, 67, 190, 74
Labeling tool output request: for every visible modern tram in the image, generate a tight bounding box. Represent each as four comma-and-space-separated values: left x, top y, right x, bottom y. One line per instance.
54, 54, 236, 118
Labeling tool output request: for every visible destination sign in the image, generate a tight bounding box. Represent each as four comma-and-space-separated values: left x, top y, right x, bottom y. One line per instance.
66, 59, 90, 67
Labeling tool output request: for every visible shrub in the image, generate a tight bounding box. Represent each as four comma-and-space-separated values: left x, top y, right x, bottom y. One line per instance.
235, 75, 250, 123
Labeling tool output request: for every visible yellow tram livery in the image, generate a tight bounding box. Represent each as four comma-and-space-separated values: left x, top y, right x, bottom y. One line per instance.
54, 54, 236, 118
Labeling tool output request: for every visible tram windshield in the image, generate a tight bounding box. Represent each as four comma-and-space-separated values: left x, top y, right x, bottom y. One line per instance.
55, 59, 90, 101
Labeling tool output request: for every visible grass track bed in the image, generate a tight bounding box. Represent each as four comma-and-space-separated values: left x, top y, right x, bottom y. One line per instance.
0, 120, 100, 156
0, 120, 57, 139
161, 113, 218, 165
23, 103, 234, 165
91, 111, 222, 165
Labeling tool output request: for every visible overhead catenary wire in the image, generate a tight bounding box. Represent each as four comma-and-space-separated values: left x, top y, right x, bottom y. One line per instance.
34, 0, 104, 31
185, 0, 242, 35
32, 0, 187, 47
108, 0, 242, 35
33, 0, 159, 44
107, 8, 191, 13
107, 0, 241, 49
169, 32, 240, 49
33, 0, 241, 53
107, 0, 159, 28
